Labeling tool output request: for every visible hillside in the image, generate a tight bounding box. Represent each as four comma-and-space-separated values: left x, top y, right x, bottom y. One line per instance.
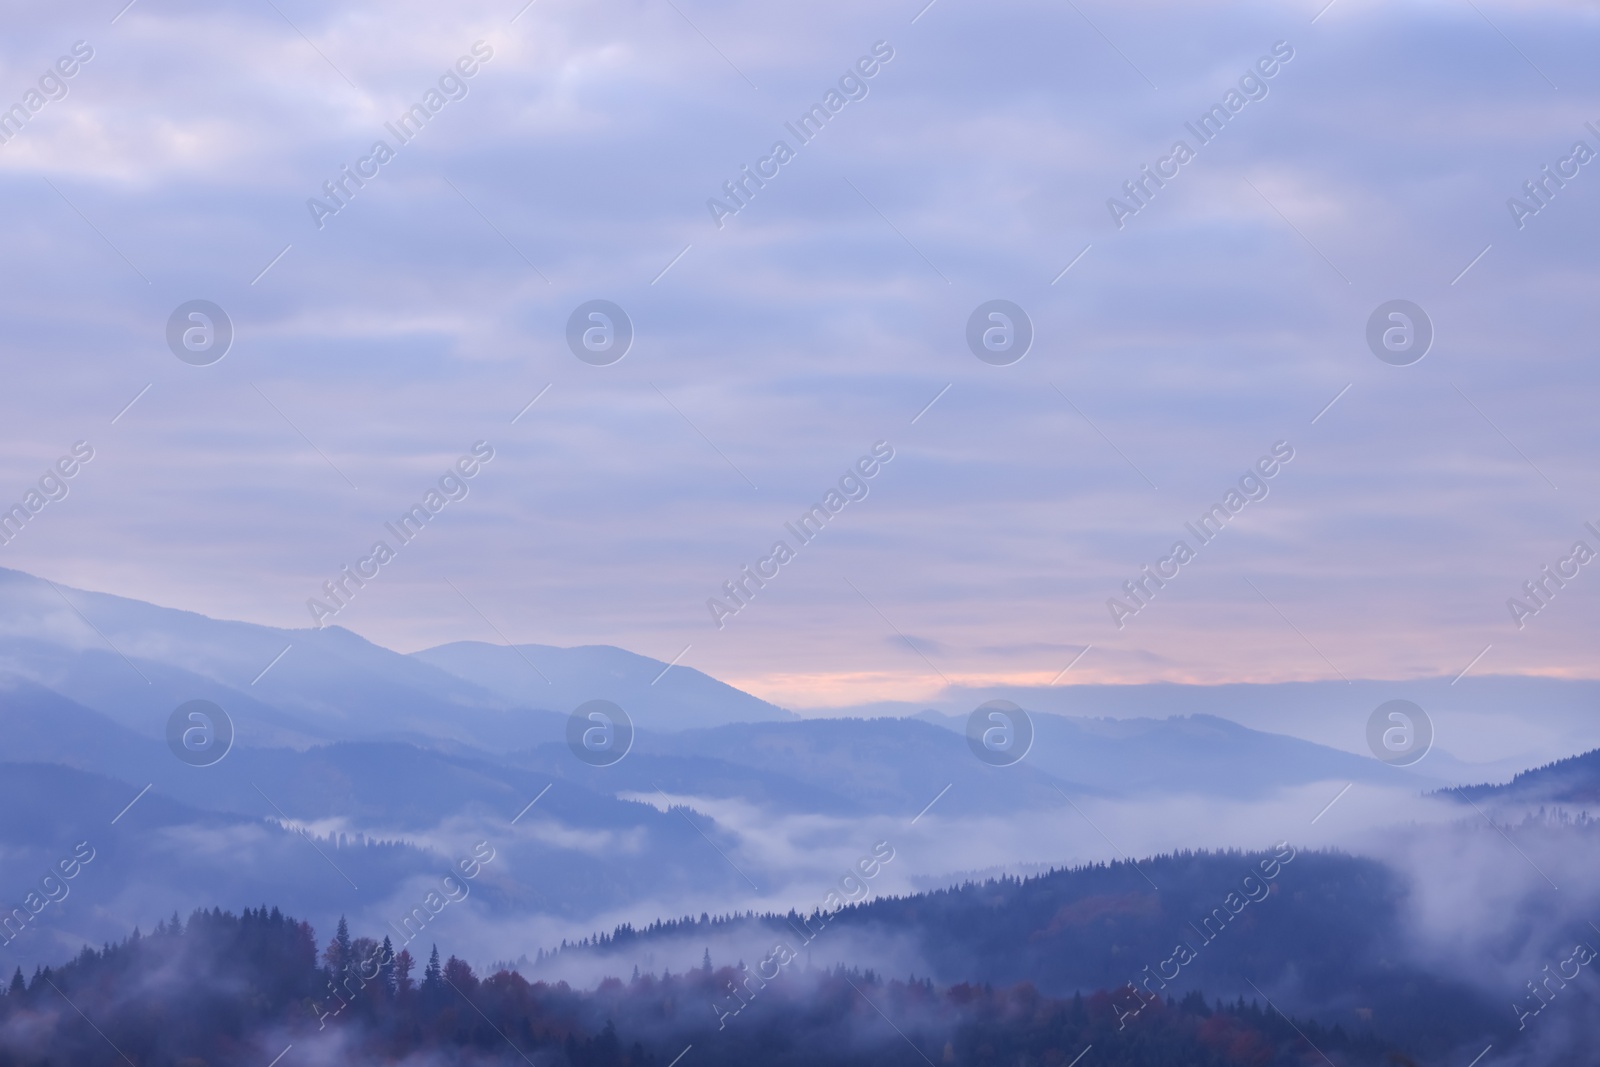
1454, 747, 1600, 807
0, 905, 1392, 1067
532, 845, 1502, 1056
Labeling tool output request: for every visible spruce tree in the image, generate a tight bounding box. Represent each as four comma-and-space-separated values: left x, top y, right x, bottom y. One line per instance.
325, 916, 352, 980
335, 917, 352, 969
379, 936, 397, 997
422, 945, 443, 992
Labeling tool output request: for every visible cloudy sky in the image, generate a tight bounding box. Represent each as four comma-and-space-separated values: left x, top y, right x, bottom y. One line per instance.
0, 0, 1596, 708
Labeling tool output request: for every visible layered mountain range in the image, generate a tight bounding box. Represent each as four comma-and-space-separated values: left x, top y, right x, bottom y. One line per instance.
2, 564, 1598, 1065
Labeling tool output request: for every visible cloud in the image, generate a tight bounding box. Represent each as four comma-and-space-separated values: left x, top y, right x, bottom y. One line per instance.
0, 0, 1593, 707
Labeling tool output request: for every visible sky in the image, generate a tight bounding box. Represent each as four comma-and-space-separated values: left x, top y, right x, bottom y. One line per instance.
0, 0, 1597, 709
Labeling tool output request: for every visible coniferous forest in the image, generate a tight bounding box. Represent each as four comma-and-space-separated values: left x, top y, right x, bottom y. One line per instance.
0, 905, 1395, 1067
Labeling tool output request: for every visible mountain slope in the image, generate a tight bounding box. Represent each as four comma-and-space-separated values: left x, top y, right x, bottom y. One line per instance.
638, 717, 1101, 816
0, 904, 1396, 1067
411, 640, 795, 730
1454, 746, 1600, 807
0, 761, 470, 970
0, 567, 782, 750
843, 676, 1600, 785
535, 846, 1501, 1055
916, 710, 1436, 797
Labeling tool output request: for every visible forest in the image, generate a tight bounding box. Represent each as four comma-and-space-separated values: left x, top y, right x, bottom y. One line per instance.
536, 847, 1508, 1056
0, 904, 1400, 1067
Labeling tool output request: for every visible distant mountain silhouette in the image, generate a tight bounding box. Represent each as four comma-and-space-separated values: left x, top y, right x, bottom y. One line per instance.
412, 639, 795, 730
913, 709, 1430, 798
0, 566, 786, 751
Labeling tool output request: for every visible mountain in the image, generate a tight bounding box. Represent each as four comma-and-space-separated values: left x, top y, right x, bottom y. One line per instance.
0, 673, 858, 827
412, 640, 795, 731
0, 751, 774, 974
5, 563, 1581, 991
0, 565, 521, 746
833, 676, 1600, 785
0, 675, 556, 827
633, 717, 1100, 816
0, 761, 469, 969
0, 566, 1450, 815
913, 710, 1435, 798
0, 566, 783, 751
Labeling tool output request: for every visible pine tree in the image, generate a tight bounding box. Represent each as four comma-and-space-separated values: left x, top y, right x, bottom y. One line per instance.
702, 948, 712, 973
7, 968, 21, 996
